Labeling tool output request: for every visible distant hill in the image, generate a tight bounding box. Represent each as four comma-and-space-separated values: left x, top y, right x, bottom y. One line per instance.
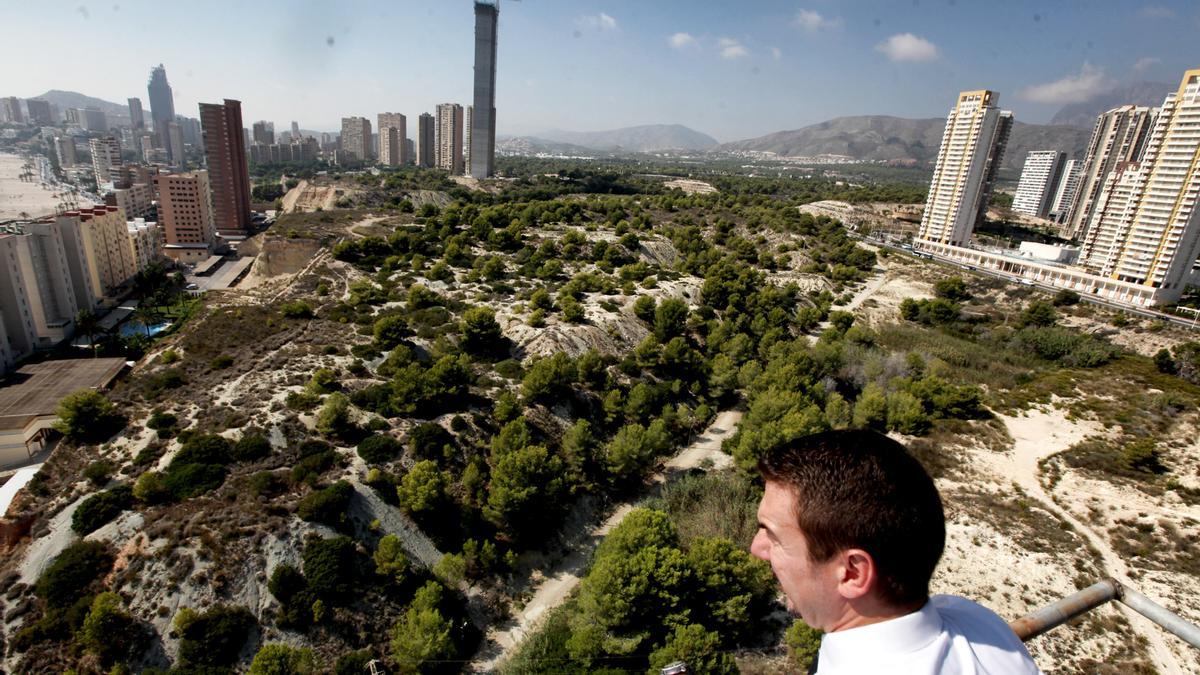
1050, 81, 1172, 127
532, 124, 718, 152
33, 90, 129, 117
496, 136, 602, 157
716, 115, 1092, 171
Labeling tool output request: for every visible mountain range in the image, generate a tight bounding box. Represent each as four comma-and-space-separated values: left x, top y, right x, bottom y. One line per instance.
526, 124, 719, 153
34, 90, 130, 118
1049, 81, 1172, 127
715, 116, 1094, 172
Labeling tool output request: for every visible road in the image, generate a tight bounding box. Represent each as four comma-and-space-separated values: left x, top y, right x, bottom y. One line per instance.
860, 235, 1200, 331
469, 409, 743, 673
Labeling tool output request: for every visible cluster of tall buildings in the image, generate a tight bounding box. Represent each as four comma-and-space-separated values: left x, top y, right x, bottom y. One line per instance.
326, 1, 498, 177
917, 68, 1200, 307
0, 206, 165, 371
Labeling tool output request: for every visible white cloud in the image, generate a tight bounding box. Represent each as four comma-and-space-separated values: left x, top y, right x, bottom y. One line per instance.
1019, 63, 1115, 104
577, 12, 617, 31
668, 32, 696, 49
793, 9, 841, 32
1133, 56, 1161, 73
717, 37, 748, 59
875, 33, 938, 62
770, 46, 782, 60
1139, 5, 1175, 19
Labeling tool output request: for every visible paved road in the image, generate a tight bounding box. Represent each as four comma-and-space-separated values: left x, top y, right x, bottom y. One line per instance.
469, 409, 744, 673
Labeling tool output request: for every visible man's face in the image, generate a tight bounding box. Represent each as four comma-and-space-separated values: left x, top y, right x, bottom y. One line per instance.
750, 480, 842, 631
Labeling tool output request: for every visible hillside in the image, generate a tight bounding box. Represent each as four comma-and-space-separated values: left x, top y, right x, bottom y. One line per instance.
32, 90, 128, 117
716, 115, 1091, 171
531, 124, 718, 152
496, 136, 602, 157
1049, 81, 1172, 127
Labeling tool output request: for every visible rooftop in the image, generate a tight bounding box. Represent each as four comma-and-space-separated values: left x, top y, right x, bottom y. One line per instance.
0, 358, 126, 431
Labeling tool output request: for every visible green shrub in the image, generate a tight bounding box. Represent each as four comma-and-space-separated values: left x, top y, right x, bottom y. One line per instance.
785, 620, 823, 671
280, 301, 314, 319
297, 481, 354, 528
408, 422, 453, 460
72, 485, 134, 535
233, 434, 272, 462
53, 390, 124, 442
79, 592, 134, 665
82, 459, 114, 486
176, 604, 256, 668
303, 535, 358, 600
358, 434, 402, 464
172, 434, 233, 467
250, 644, 316, 675
35, 541, 113, 608
146, 410, 179, 433
163, 463, 228, 499
209, 354, 234, 369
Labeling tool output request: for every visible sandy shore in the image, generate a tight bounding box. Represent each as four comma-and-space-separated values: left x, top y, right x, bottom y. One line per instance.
0, 153, 64, 220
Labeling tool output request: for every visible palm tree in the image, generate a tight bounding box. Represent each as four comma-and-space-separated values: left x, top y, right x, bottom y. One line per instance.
75, 309, 101, 358
132, 305, 159, 337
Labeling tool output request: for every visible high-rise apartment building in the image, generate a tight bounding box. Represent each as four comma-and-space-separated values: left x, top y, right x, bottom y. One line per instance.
252, 120, 275, 145
155, 170, 215, 262
1048, 159, 1084, 224
56, 205, 138, 305
54, 137, 77, 168
26, 99, 52, 126
81, 109, 108, 133
435, 103, 464, 174
128, 98, 145, 130
340, 117, 373, 162
1064, 105, 1157, 240
0, 222, 81, 348
2, 97, 23, 124
147, 64, 175, 130
416, 113, 435, 167
291, 121, 300, 139
167, 122, 185, 167
1078, 163, 1143, 277
199, 99, 252, 238
1076, 70, 1200, 299
917, 90, 1012, 247
126, 218, 164, 272
377, 113, 407, 166
89, 136, 122, 185
1012, 150, 1066, 218
464, 106, 473, 175
470, 1, 498, 179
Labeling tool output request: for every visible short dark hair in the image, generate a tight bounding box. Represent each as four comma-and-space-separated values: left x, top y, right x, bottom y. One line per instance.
758, 429, 945, 607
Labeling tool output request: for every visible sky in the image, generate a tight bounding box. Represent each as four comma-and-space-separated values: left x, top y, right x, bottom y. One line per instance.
4, 0, 1199, 142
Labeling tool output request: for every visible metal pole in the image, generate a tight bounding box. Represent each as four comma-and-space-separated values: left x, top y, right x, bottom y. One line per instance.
1010, 579, 1120, 642
1119, 585, 1200, 651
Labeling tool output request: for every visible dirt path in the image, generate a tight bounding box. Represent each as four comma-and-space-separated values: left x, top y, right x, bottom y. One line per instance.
994, 409, 1186, 675
844, 269, 891, 311
469, 410, 743, 672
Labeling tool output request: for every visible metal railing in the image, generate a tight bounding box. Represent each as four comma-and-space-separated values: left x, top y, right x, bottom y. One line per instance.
1010, 578, 1200, 651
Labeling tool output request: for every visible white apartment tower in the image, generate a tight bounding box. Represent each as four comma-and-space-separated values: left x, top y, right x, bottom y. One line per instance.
1048, 159, 1084, 224
1078, 70, 1200, 299
377, 113, 407, 166
1012, 150, 1066, 218
435, 103, 464, 175
917, 90, 1013, 247
89, 136, 122, 185
1064, 105, 1157, 240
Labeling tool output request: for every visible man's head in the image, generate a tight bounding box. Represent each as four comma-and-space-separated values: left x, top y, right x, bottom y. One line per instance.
749, 430, 945, 631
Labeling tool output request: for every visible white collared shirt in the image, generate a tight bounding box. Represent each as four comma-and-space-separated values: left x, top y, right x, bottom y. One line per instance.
815, 595, 1044, 674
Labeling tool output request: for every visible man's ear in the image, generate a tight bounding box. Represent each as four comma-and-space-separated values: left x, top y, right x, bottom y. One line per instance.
835, 548, 876, 600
